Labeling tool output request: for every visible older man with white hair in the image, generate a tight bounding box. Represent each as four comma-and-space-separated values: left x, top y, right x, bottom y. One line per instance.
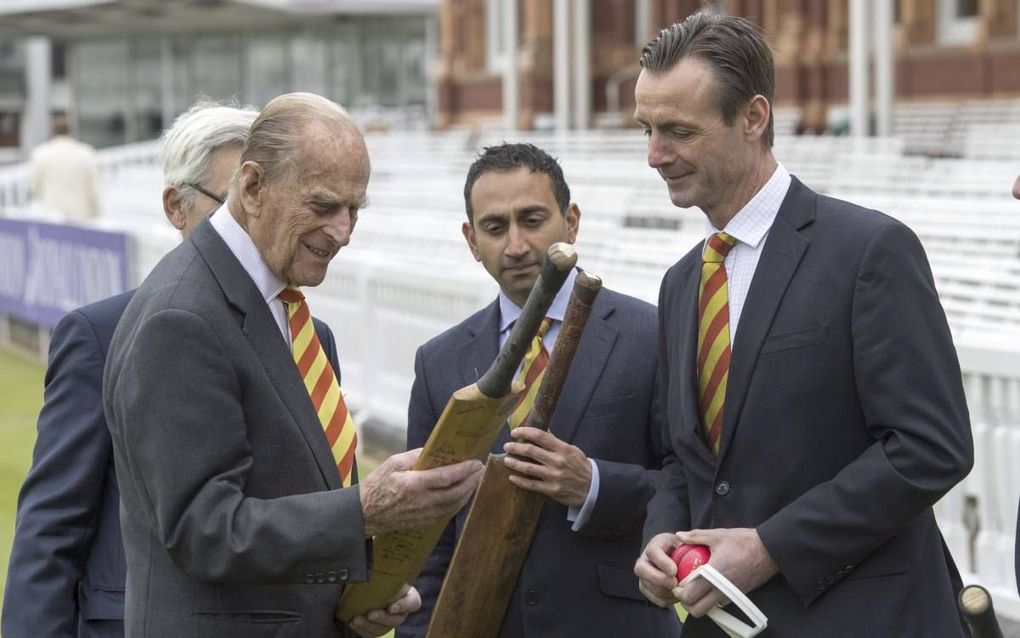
104, 92, 484, 638
3, 102, 261, 638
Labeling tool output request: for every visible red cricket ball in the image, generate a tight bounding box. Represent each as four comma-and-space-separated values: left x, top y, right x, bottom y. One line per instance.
671, 543, 711, 581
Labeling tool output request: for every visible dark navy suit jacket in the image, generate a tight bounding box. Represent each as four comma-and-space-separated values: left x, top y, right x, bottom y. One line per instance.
2, 290, 341, 638
648, 178, 973, 637
398, 286, 682, 637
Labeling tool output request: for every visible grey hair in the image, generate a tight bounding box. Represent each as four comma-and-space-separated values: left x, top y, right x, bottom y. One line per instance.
241, 92, 355, 185
161, 100, 259, 209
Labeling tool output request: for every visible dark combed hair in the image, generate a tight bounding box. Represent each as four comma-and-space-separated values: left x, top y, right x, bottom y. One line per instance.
463, 143, 571, 222
639, 13, 775, 149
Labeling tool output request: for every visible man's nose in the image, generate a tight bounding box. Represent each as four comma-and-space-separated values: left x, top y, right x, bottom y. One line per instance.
646, 131, 670, 169
504, 225, 528, 257
324, 209, 355, 246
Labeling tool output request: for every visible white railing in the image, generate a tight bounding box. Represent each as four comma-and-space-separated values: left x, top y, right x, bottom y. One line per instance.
2, 129, 1019, 621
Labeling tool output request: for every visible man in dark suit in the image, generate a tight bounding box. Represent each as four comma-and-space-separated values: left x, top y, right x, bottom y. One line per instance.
2, 103, 259, 638
631, 15, 974, 636
398, 143, 681, 637
103, 93, 483, 638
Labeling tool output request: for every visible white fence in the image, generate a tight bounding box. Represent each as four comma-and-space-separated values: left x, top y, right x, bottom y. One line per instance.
2, 129, 1019, 620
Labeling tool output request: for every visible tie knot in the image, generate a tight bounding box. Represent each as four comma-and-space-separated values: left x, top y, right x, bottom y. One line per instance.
538, 317, 553, 339
278, 287, 305, 305
703, 232, 736, 263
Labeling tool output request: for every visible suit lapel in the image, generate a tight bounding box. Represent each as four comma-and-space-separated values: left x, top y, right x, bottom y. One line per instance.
674, 257, 716, 466
548, 294, 617, 445
190, 221, 342, 490
717, 179, 814, 462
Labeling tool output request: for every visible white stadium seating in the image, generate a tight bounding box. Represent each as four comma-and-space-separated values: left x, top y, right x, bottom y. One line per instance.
2, 97, 1019, 620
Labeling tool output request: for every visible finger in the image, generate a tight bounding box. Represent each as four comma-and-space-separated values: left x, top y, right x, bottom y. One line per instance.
417, 459, 485, 489
384, 448, 422, 471
674, 528, 712, 546
388, 585, 422, 615
502, 454, 552, 479
503, 441, 557, 466
635, 552, 678, 589
349, 614, 390, 637
648, 543, 681, 578
638, 580, 677, 608
510, 426, 566, 450
506, 473, 554, 496
685, 589, 727, 618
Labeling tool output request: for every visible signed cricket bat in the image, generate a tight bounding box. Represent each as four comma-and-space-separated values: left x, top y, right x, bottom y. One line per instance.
335, 243, 577, 622
426, 271, 603, 638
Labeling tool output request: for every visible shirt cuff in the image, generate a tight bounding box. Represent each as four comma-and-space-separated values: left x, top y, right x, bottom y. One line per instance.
567, 458, 600, 532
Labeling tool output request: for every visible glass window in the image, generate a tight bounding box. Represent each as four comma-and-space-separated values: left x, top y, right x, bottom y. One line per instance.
191, 35, 243, 104
74, 40, 130, 147
132, 39, 162, 142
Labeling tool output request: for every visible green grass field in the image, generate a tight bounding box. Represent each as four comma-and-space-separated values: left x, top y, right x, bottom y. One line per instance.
0, 346, 46, 611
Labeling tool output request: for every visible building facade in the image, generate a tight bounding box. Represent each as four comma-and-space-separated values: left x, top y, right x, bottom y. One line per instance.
436, 0, 1020, 130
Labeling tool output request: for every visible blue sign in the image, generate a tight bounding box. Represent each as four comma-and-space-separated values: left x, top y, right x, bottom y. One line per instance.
0, 218, 129, 328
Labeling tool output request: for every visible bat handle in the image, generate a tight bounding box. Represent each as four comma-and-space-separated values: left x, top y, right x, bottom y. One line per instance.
959, 585, 1004, 638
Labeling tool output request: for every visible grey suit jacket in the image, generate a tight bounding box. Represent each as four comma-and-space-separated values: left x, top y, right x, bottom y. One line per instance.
103, 220, 368, 637
648, 178, 973, 637
398, 286, 681, 637
3, 290, 340, 638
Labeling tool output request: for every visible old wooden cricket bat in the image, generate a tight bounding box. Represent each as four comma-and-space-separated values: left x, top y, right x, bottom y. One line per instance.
426, 271, 603, 638
334, 243, 577, 622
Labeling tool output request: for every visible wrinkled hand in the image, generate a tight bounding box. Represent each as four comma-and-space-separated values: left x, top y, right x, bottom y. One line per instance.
347, 584, 421, 637
359, 449, 484, 537
672, 528, 778, 618
634, 532, 682, 607
502, 426, 592, 507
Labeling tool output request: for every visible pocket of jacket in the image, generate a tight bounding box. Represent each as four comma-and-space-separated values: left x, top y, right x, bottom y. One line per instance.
584, 394, 635, 419
597, 564, 647, 602
192, 609, 303, 624
760, 325, 829, 355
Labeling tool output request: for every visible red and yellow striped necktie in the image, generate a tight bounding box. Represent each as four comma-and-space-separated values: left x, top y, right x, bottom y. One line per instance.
698, 232, 737, 456
279, 287, 357, 487
508, 317, 553, 429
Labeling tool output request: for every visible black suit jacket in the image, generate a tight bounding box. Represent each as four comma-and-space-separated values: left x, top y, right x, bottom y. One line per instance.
647, 178, 974, 637
3, 284, 340, 638
103, 219, 362, 637
399, 287, 681, 637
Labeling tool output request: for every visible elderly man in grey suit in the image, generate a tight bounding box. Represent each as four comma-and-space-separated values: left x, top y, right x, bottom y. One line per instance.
398, 143, 681, 637
3, 102, 258, 638
103, 93, 483, 638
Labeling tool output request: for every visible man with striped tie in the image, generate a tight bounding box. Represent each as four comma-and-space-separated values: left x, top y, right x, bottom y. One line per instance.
103, 93, 484, 638
398, 143, 681, 637
632, 14, 974, 637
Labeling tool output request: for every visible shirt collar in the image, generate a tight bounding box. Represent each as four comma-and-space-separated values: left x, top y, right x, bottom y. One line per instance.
704, 162, 791, 249
498, 266, 578, 335
209, 204, 287, 304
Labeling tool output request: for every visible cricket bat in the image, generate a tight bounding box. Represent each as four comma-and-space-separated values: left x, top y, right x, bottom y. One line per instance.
334, 243, 577, 622
425, 271, 603, 638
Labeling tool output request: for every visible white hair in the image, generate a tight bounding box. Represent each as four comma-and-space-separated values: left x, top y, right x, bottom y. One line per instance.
161, 100, 258, 208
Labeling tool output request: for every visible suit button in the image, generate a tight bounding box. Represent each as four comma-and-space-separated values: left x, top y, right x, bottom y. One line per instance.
327, 571, 338, 583
524, 590, 540, 605
316, 572, 327, 584
305, 573, 315, 584
715, 481, 730, 496
338, 569, 349, 581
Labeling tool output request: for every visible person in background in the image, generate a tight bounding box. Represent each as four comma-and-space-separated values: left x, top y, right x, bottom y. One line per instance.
29, 112, 101, 222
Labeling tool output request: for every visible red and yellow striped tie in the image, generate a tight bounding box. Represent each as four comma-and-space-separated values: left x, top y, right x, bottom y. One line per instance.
508, 317, 553, 429
698, 232, 737, 456
279, 287, 357, 487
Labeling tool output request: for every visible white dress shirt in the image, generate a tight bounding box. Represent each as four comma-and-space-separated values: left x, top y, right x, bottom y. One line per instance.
497, 267, 599, 531
209, 206, 290, 342
703, 163, 792, 344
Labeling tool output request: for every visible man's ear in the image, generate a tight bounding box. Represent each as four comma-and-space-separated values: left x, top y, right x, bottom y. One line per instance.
564, 203, 581, 243
744, 95, 771, 143
462, 221, 481, 261
162, 186, 187, 231
237, 161, 265, 217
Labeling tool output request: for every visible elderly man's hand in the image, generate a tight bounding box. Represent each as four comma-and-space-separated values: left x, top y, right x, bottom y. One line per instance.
359, 448, 483, 537
634, 532, 682, 607
502, 426, 592, 507
347, 584, 421, 637
671, 528, 777, 618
